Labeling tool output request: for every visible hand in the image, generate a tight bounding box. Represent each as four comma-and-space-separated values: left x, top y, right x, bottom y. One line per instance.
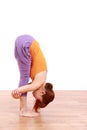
11, 89, 21, 99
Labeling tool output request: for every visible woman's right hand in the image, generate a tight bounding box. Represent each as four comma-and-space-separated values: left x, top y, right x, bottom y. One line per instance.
11, 89, 22, 99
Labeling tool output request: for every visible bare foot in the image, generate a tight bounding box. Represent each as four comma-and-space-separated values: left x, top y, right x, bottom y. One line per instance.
20, 109, 40, 117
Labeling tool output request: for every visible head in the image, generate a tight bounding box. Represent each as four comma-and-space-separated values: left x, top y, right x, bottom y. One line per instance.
32, 82, 55, 112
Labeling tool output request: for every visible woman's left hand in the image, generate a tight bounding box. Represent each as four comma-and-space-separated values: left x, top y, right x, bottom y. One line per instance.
11, 89, 21, 99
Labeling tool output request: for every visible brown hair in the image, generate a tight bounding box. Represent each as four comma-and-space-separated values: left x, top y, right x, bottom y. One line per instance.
33, 82, 55, 112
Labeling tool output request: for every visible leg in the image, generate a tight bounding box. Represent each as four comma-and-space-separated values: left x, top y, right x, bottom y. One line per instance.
20, 96, 40, 117
14, 37, 39, 117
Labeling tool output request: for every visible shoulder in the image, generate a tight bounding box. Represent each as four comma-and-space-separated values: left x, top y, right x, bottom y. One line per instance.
33, 71, 47, 86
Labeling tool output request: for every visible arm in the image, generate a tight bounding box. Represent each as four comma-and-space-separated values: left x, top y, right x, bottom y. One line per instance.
12, 71, 47, 98
18, 71, 47, 93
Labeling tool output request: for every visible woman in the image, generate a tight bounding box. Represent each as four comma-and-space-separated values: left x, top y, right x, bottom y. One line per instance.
12, 35, 55, 117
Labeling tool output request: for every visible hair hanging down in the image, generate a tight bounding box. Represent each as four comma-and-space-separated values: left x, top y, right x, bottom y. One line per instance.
33, 82, 55, 112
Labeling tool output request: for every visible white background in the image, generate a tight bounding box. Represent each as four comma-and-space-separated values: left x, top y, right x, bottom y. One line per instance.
0, 0, 87, 90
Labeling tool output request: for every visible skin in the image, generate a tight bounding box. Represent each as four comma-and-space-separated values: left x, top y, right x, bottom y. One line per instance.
11, 71, 47, 117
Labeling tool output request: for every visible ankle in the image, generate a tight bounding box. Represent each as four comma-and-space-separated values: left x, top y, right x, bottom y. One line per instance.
20, 106, 28, 112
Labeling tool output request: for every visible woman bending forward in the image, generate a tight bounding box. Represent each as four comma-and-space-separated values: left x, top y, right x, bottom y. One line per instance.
12, 35, 55, 117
